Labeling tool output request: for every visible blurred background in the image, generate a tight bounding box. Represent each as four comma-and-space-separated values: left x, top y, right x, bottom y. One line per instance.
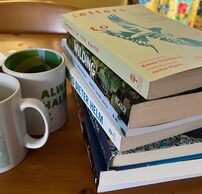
0, 0, 201, 34
136, 0, 202, 30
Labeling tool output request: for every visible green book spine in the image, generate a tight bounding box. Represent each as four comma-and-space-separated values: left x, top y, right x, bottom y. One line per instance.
65, 33, 145, 128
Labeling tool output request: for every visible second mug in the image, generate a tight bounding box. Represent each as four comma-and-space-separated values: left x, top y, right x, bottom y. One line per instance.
2, 48, 68, 135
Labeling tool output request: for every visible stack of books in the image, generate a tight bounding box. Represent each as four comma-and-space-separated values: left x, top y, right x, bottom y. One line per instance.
62, 4, 202, 192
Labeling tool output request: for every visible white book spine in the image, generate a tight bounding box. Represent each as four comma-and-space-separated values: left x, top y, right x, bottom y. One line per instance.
98, 158, 202, 192
65, 55, 124, 150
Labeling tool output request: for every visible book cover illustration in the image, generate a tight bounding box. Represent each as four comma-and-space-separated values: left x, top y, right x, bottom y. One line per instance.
111, 128, 202, 157
98, 13, 202, 53
63, 5, 202, 99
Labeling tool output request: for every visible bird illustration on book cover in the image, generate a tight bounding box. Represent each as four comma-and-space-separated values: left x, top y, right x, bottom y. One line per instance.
98, 14, 202, 53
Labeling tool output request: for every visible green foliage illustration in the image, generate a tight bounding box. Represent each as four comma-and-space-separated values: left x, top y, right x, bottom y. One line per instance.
66, 33, 145, 124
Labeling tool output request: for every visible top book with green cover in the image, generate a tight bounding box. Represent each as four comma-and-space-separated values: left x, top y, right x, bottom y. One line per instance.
63, 4, 202, 100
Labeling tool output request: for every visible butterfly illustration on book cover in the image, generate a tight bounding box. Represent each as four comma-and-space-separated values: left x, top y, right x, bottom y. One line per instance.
100, 14, 202, 53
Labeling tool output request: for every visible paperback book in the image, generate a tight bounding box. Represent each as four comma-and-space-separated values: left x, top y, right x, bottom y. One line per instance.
65, 55, 202, 151
79, 100, 202, 192
85, 103, 202, 170
63, 4, 202, 100
62, 37, 202, 135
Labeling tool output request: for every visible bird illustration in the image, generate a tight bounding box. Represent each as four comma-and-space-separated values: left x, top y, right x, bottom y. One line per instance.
100, 14, 202, 53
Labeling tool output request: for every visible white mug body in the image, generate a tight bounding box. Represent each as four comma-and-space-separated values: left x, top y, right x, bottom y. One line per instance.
2, 48, 67, 135
0, 73, 49, 173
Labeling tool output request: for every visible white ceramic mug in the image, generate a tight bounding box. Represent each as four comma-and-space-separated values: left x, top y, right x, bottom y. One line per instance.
2, 48, 67, 135
0, 73, 49, 174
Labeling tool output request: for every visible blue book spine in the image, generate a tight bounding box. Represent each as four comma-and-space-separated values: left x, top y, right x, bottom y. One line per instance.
79, 101, 107, 182
85, 107, 113, 170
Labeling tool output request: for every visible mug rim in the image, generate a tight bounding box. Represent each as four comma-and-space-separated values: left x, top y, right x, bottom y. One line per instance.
0, 52, 5, 67
0, 73, 20, 104
2, 48, 65, 75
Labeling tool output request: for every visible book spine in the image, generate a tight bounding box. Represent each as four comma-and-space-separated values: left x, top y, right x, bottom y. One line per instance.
98, 158, 202, 192
65, 57, 124, 151
86, 99, 202, 170
63, 38, 133, 134
63, 19, 150, 99
78, 103, 107, 183
80, 101, 113, 170
66, 33, 133, 124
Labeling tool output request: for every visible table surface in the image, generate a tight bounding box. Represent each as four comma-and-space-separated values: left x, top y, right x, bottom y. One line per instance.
0, 33, 201, 194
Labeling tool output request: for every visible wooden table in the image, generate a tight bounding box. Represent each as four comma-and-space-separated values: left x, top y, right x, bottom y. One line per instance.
0, 34, 201, 194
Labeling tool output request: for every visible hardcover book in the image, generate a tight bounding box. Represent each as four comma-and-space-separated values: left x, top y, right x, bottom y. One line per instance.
65, 55, 202, 151
63, 4, 202, 100
62, 37, 202, 133
79, 100, 202, 192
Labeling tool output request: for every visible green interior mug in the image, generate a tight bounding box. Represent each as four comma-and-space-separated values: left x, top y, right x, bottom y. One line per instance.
4, 49, 63, 73
2, 48, 67, 135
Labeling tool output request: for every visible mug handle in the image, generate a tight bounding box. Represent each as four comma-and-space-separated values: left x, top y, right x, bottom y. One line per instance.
19, 98, 50, 149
